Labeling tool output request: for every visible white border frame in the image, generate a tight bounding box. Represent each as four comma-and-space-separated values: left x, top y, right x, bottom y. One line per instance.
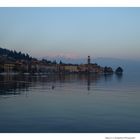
0, 0, 140, 7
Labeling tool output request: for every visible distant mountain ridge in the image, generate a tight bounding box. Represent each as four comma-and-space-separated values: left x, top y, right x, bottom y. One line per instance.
43, 56, 140, 73
42, 56, 87, 64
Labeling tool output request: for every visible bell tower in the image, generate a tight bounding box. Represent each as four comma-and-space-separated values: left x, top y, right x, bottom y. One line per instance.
87, 56, 90, 73
88, 56, 90, 65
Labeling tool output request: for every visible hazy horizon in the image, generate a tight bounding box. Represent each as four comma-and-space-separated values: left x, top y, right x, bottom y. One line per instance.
0, 8, 140, 61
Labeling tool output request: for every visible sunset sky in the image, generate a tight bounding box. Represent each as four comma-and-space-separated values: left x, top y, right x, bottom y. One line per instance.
0, 8, 140, 60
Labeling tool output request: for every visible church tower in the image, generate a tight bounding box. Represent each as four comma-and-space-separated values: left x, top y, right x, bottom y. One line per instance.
88, 56, 90, 65
87, 56, 90, 73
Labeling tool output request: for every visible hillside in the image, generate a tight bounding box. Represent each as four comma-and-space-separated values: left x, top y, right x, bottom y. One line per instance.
0, 47, 32, 62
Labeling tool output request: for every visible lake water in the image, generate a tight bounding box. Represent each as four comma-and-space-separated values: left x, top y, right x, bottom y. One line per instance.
0, 71, 140, 133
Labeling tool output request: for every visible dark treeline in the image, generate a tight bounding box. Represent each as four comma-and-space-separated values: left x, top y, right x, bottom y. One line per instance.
0, 47, 57, 64
0, 47, 33, 61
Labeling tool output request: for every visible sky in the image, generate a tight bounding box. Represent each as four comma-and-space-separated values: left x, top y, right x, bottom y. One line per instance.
0, 8, 140, 60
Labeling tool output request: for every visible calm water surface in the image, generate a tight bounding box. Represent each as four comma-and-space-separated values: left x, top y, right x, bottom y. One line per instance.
0, 72, 140, 133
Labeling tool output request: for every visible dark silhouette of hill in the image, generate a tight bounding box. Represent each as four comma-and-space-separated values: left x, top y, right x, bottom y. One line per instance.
0, 47, 32, 61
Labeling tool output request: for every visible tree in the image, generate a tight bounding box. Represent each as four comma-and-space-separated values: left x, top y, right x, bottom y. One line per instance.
115, 67, 123, 74
52, 60, 57, 64
104, 66, 113, 74
59, 60, 62, 64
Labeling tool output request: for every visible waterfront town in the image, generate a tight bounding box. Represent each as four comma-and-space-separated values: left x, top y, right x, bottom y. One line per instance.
0, 47, 122, 74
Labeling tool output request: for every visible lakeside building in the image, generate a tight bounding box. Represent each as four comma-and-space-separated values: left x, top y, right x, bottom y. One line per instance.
0, 64, 3, 72
0, 56, 113, 74
63, 64, 79, 73
15, 60, 29, 73
78, 64, 104, 74
4, 63, 15, 73
44, 64, 58, 73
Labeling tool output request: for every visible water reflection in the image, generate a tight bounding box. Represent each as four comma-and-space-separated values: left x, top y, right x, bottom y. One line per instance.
87, 74, 90, 91
3, 73, 139, 133
115, 73, 123, 81
0, 75, 31, 95
0, 73, 117, 96
104, 73, 113, 81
